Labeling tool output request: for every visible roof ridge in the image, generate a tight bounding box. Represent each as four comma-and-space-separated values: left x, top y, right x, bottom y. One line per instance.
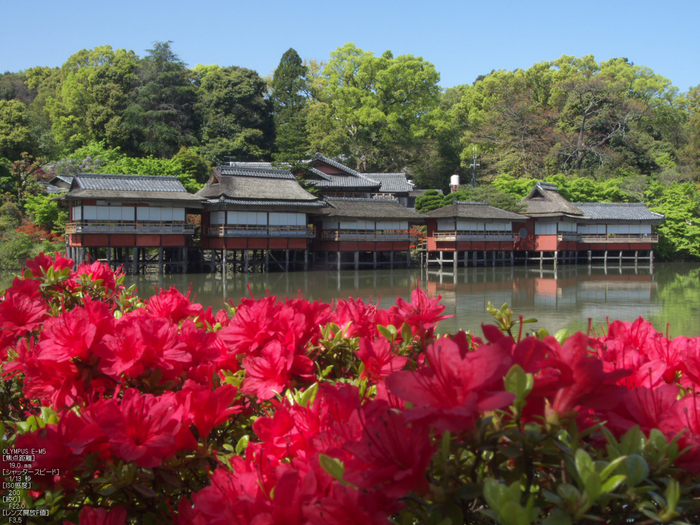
312, 154, 360, 176
326, 196, 399, 203
76, 173, 178, 180
454, 201, 488, 206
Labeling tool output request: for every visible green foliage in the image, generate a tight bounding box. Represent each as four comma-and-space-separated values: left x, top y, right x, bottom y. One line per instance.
310, 43, 441, 172
414, 190, 445, 212
271, 48, 310, 164
124, 41, 197, 158
44, 45, 139, 153
24, 192, 67, 233
0, 231, 34, 271
0, 99, 35, 160
173, 146, 211, 185
195, 65, 274, 163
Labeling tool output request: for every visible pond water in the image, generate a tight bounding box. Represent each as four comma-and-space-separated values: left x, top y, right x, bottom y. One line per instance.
3, 263, 698, 337
118, 262, 700, 338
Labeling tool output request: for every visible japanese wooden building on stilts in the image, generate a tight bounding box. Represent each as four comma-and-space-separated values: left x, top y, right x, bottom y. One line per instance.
312, 198, 423, 270
58, 174, 204, 274
423, 202, 528, 268
196, 165, 324, 273
516, 183, 663, 267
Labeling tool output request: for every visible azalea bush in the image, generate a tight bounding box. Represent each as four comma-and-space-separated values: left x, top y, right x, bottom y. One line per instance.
3, 255, 700, 524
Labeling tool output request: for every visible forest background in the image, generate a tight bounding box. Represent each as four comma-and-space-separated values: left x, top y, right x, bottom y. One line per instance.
1, 41, 700, 267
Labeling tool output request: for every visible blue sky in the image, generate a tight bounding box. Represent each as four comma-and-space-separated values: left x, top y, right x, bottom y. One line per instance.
2, 0, 699, 92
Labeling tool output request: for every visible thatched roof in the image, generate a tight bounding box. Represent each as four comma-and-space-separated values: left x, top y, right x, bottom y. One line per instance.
197, 167, 319, 203
319, 198, 424, 222
574, 203, 664, 223
423, 202, 527, 221
520, 182, 585, 218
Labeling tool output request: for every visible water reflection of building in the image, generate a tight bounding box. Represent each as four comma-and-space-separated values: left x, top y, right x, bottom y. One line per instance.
424, 265, 661, 335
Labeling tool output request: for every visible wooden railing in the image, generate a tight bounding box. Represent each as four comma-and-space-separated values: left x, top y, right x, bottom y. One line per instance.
205, 225, 315, 238
66, 221, 194, 234
557, 232, 580, 242
321, 229, 417, 241
577, 233, 658, 243
432, 231, 518, 242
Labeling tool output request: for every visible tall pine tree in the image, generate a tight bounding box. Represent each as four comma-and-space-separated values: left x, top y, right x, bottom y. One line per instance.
270, 48, 309, 165
124, 41, 197, 158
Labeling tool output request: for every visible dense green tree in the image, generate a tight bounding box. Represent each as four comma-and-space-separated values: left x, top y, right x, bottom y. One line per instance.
195, 65, 274, 163
270, 48, 310, 165
24, 66, 62, 158
0, 72, 34, 104
44, 46, 139, 152
0, 153, 45, 209
309, 43, 441, 172
124, 41, 197, 158
173, 146, 211, 185
0, 99, 34, 160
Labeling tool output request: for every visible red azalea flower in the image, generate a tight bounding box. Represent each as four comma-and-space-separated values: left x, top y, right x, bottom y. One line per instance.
13, 425, 80, 490
76, 260, 120, 293
36, 299, 114, 362
387, 335, 514, 433
99, 389, 193, 468
145, 287, 204, 324
604, 384, 680, 437
356, 337, 408, 382
218, 295, 279, 356
383, 287, 452, 335
64, 505, 127, 525
183, 384, 242, 439
241, 340, 295, 401
26, 251, 73, 278
543, 332, 631, 416
333, 297, 380, 339
304, 483, 400, 525
343, 402, 434, 498
0, 284, 48, 338
96, 314, 191, 380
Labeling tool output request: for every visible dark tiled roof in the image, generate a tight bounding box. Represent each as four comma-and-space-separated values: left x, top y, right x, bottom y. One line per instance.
227, 162, 275, 170
73, 173, 187, 193
308, 169, 381, 190
574, 203, 665, 221
310, 154, 358, 176
204, 198, 327, 208
40, 182, 66, 194
423, 202, 527, 221
521, 182, 584, 217
197, 171, 318, 202
322, 198, 424, 221
218, 165, 296, 180
58, 190, 204, 204
365, 173, 414, 193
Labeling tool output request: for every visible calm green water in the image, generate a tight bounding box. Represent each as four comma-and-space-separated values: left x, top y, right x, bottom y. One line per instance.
4, 263, 700, 337
124, 263, 700, 338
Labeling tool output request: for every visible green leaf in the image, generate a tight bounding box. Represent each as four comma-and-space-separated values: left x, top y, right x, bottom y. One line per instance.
600, 474, 626, 494
554, 329, 569, 344
623, 454, 649, 486
319, 454, 346, 483
504, 364, 533, 401
584, 472, 602, 501
400, 322, 413, 344
665, 478, 680, 512
599, 455, 627, 481
299, 383, 319, 408
377, 324, 397, 340
575, 448, 595, 480
235, 435, 249, 455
